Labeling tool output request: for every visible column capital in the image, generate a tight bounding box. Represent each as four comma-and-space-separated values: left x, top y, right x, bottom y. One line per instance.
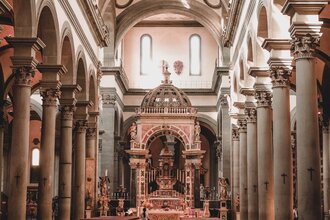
12, 65, 35, 87
232, 128, 239, 141
238, 117, 247, 133
60, 85, 82, 106
75, 101, 93, 121
291, 34, 320, 60
60, 105, 76, 120
87, 127, 97, 138
271, 67, 292, 88
255, 89, 272, 108
245, 107, 257, 123
101, 88, 116, 107
40, 88, 61, 106
75, 119, 88, 133
5, 37, 45, 54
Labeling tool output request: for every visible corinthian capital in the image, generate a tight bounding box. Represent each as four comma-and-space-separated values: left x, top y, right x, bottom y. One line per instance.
40, 88, 61, 106
291, 34, 320, 60
232, 128, 239, 141
255, 90, 272, 108
13, 66, 35, 86
60, 105, 76, 120
238, 118, 247, 133
245, 107, 257, 123
75, 120, 88, 133
271, 67, 291, 88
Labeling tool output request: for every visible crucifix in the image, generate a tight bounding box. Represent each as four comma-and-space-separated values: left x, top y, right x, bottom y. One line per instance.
43, 177, 47, 186
264, 181, 269, 191
253, 185, 257, 192
61, 182, 65, 191
15, 174, 20, 186
281, 173, 287, 184
307, 167, 315, 181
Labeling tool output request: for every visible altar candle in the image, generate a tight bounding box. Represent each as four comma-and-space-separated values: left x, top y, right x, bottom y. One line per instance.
105, 169, 108, 176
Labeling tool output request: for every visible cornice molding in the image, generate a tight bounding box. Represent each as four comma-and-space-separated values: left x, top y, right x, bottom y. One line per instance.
123, 105, 217, 113
223, 0, 245, 46
262, 39, 292, 51
282, 0, 328, 16
101, 66, 129, 94
78, 0, 110, 47
58, 0, 99, 66
248, 67, 270, 78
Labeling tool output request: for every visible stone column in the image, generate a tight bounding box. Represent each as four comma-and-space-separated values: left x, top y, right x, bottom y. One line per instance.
271, 67, 293, 220
323, 121, 330, 216
86, 117, 97, 210
220, 94, 231, 180
245, 107, 258, 220
5, 37, 44, 220
238, 117, 248, 220
58, 85, 80, 220
292, 34, 322, 219
100, 88, 117, 191
74, 119, 88, 220
232, 127, 240, 217
255, 88, 274, 220
37, 65, 65, 220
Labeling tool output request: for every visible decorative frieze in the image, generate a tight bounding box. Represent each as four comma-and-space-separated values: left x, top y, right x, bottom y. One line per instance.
245, 107, 257, 123
271, 67, 291, 88
291, 34, 320, 60
40, 88, 61, 106
255, 90, 272, 108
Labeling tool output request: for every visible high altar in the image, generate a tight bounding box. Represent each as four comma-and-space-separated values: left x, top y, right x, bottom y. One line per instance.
126, 67, 205, 213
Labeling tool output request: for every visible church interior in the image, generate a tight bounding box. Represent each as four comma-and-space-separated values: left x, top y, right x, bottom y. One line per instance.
0, 0, 330, 219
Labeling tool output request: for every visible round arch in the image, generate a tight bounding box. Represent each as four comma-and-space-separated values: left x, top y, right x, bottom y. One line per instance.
197, 114, 217, 136
36, 0, 60, 64
60, 21, 76, 85
75, 46, 89, 101
115, 0, 222, 50
141, 125, 190, 150
88, 68, 98, 111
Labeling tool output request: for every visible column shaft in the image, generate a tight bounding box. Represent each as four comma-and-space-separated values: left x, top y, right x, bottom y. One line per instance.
8, 67, 34, 220
38, 89, 60, 220
246, 108, 258, 220
323, 123, 330, 215
58, 106, 75, 220
293, 35, 321, 219
256, 90, 274, 220
74, 120, 87, 220
232, 128, 240, 217
238, 119, 248, 220
271, 68, 293, 220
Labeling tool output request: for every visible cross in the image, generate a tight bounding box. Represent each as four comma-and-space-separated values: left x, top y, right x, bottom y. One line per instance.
281, 173, 287, 184
264, 181, 269, 190
253, 185, 257, 192
15, 174, 20, 186
61, 182, 65, 191
43, 177, 47, 186
307, 167, 315, 181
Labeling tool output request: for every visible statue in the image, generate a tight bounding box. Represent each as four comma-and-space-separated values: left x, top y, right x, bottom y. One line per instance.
194, 121, 201, 142
200, 184, 205, 200
129, 122, 137, 141
219, 177, 229, 200
98, 176, 110, 216
116, 199, 125, 216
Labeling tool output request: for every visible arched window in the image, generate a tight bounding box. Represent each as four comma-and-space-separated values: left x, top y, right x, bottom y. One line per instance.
32, 148, 40, 166
140, 34, 152, 75
189, 34, 201, 75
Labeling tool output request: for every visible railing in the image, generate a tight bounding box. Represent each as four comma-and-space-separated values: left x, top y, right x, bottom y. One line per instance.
136, 107, 197, 115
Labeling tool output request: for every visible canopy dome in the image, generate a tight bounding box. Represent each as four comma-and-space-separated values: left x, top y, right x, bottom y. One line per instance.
141, 67, 191, 108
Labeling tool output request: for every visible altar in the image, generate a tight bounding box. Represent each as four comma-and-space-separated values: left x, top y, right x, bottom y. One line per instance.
148, 209, 182, 220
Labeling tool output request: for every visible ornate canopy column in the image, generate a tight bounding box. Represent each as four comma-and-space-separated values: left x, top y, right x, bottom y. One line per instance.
58, 85, 81, 220
37, 65, 66, 220
255, 85, 274, 220
5, 37, 45, 220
